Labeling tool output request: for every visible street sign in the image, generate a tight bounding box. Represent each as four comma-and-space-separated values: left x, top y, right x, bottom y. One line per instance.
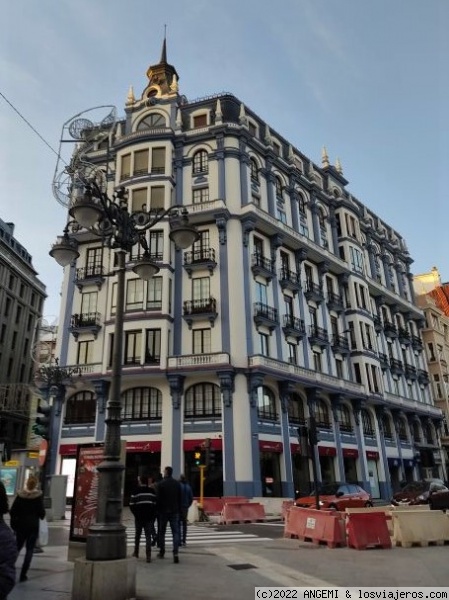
39, 439, 48, 466
4, 460, 19, 467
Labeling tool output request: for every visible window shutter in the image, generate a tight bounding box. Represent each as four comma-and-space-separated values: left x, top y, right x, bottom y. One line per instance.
150, 186, 165, 210
132, 188, 147, 212
151, 147, 166, 173
134, 149, 149, 175
120, 154, 131, 179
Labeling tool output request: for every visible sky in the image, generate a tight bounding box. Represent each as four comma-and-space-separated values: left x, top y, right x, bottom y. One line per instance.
1, 0, 448, 321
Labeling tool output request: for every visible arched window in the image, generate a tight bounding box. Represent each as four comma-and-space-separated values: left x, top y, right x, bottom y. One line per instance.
298, 194, 306, 215
338, 404, 353, 432
257, 386, 277, 421
185, 383, 221, 418
382, 414, 394, 440
250, 158, 259, 183
122, 387, 162, 421
288, 393, 305, 425
65, 391, 96, 425
193, 150, 208, 175
136, 113, 166, 130
361, 409, 375, 436
318, 208, 326, 229
315, 400, 331, 429
397, 418, 408, 442
275, 177, 283, 198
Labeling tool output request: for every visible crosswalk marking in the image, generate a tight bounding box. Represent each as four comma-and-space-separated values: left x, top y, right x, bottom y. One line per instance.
126, 524, 271, 546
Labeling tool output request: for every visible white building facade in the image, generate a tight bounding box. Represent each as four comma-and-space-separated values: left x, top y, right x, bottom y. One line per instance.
54, 45, 445, 501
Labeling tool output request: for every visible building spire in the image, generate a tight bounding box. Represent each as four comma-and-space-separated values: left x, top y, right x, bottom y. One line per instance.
160, 25, 167, 63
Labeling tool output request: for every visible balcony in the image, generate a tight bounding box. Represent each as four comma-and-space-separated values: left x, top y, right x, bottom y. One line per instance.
411, 335, 423, 352
308, 325, 329, 347
304, 281, 324, 304
383, 321, 398, 338
372, 314, 383, 333
331, 334, 350, 355
253, 302, 279, 331
168, 352, 231, 370
282, 315, 305, 340
398, 327, 411, 346
390, 358, 404, 376
251, 254, 275, 281
378, 352, 390, 370
405, 363, 417, 381
278, 268, 301, 294
326, 291, 344, 314
182, 297, 218, 329
183, 248, 217, 277
75, 265, 105, 291
69, 312, 102, 339
418, 369, 430, 386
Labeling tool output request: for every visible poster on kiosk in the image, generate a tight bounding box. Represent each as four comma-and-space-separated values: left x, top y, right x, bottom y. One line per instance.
69, 441, 126, 543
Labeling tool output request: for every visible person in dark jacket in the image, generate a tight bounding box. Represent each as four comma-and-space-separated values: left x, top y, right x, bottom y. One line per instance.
0, 481, 17, 600
129, 475, 157, 562
10, 475, 45, 582
156, 466, 182, 563
179, 474, 193, 547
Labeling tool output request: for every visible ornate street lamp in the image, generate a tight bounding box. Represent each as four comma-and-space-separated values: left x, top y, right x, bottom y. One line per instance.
50, 180, 199, 561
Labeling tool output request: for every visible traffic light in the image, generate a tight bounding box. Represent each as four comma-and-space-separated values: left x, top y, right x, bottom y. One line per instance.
32, 404, 52, 440
208, 447, 216, 467
194, 446, 203, 466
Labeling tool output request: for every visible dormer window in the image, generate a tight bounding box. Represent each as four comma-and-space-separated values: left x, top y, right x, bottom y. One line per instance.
193, 114, 208, 128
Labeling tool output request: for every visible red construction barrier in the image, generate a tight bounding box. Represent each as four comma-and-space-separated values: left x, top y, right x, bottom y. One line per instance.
281, 500, 294, 521
346, 512, 392, 550
196, 496, 248, 514
283, 506, 346, 548
220, 502, 266, 524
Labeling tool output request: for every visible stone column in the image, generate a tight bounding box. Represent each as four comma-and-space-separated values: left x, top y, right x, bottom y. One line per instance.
246, 373, 265, 497
278, 380, 295, 498
218, 371, 236, 495
93, 379, 110, 443
167, 375, 185, 476
330, 395, 345, 481
351, 399, 369, 490
375, 406, 392, 499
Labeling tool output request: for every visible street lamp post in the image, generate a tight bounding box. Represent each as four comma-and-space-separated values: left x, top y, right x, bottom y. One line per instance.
50, 181, 199, 562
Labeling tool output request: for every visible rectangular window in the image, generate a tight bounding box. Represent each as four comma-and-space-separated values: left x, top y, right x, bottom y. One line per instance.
348, 321, 356, 349
427, 343, 436, 362
4, 297, 11, 317
288, 342, 297, 364
309, 305, 318, 327
350, 246, 364, 274
150, 186, 165, 210
365, 323, 373, 350
151, 147, 166, 174
313, 350, 322, 372
145, 329, 161, 364
134, 149, 149, 176
147, 276, 163, 309
11, 331, 17, 350
126, 279, 144, 311
259, 332, 270, 356
193, 114, 207, 128
277, 209, 287, 224
192, 230, 210, 257
192, 187, 209, 204
256, 282, 268, 305
192, 277, 210, 300
326, 276, 334, 295
330, 315, 338, 337
149, 230, 164, 261
111, 282, 117, 315
371, 364, 380, 393
15, 305, 22, 324
81, 292, 97, 315
253, 236, 264, 257
353, 362, 362, 384
77, 340, 93, 364
125, 330, 142, 365
193, 328, 211, 354
248, 122, 257, 137
335, 358, 343, 379
120, 153, 131, 180
0, 324, 6, 344
131, 187, 147, 212
365, 364, 372, 392
86, 247, 103, 275
359, 285, 368, 310
108, 333, 114, 367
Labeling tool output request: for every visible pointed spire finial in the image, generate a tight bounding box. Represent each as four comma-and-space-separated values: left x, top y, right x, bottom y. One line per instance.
160, 26, 167, 63
215, 98, 223, 124
239, 103, 248, 126
335, 157, 343, 174
126, 85, 135, 106
265, 124, 272, 146
288, 144, 295, 163
321, 146, 330, 168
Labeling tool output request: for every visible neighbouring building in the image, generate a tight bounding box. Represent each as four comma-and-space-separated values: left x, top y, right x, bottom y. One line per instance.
414, 267, 449, 476
52, 43, 445, 502
0, 218, 46, 456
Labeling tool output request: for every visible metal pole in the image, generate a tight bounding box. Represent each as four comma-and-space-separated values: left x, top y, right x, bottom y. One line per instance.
86, 249, 127, 560
199, 465, 206, 508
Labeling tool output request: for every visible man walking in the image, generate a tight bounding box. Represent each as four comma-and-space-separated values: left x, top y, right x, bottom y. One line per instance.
179, 475, 193, 547
156, 466, 181, 563
129, 475, 157, 563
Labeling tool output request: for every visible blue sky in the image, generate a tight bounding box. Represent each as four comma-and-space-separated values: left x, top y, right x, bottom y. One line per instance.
1, 0, 447, 320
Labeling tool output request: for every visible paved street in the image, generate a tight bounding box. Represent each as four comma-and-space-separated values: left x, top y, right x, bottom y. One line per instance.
7, 514, 449, 600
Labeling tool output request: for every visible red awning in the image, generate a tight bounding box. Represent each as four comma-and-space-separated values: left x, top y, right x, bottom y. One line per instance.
366, 450, 380, 459
343, 448, 359, 458
259, 440, 283, 453
126, 441, 161, 452
318, 446, 337, 457
183, 439, 222, 451
290, 443, 302, 454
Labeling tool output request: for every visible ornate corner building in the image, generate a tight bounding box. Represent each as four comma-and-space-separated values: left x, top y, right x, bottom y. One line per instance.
54, 43, 445, 502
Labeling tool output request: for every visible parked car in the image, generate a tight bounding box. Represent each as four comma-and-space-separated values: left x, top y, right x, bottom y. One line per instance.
391, 479, 449, 507
295, 483, 373, 510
